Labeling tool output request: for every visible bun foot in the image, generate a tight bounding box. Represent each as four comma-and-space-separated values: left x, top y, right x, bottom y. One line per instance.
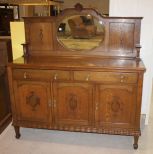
14, 126, 21, 139
133, 143, 138, 149
15, 133, 21, 139
133, 135, 139, 150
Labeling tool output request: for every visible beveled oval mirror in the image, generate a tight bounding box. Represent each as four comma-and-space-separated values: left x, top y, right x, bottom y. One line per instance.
57, 14, 105, 51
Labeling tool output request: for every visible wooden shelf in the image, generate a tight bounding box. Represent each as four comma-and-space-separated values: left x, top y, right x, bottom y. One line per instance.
0, 1, 63, 6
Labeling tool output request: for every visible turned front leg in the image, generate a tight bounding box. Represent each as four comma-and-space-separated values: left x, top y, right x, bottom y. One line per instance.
14, 126, 21, 139
133, 136, 139, 149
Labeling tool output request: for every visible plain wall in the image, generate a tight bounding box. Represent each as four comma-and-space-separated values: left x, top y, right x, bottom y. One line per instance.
10, 22, 25, 60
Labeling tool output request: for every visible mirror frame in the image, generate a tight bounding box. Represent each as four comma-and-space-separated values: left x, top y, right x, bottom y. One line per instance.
56, 3, 106, 53
57, 14, 105, 51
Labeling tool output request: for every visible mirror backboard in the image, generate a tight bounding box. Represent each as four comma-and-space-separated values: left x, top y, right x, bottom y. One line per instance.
23, 3, 142, 59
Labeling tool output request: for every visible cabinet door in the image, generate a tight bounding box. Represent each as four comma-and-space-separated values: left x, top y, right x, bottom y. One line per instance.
53, 82, 94, 127
13, 81, 52, 127
27, 22, 53, 52
96, 85, 137, 129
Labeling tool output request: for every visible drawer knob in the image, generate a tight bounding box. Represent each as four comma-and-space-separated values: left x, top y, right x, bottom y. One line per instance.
53, 99, 56, 108
54, 74, 58, 80
85, 74, 90, 81
120, 75, 125, 79
23, 72, 27, 79
48, 99, 52, 107
95, 103, 98, 110
120, 79, 124, 83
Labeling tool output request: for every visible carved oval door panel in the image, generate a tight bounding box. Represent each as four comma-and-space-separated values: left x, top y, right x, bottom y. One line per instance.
96, 84, 137, 129
53, 82, 94, 127
13, 81, 52, 127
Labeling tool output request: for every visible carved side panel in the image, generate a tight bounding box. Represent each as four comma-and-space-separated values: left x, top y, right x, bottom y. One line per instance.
13, 81, 51, 124
53, 82, 93, 126
109, 22, 135, 53
97, 85, 137, 128
26, 21, 54, 53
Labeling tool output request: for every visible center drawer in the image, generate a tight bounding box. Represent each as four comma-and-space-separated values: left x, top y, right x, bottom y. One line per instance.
74, 71, 137, 83
13, 69, 70, 81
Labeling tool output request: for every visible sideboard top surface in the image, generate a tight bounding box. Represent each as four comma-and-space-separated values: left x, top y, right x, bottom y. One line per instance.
21, 3, 143, 59
9, 56, 145, 72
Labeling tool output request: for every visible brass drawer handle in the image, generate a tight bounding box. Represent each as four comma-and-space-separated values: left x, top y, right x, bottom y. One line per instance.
48, 99, 52, 107
95, 103, 98, 110
120, 79, 124, 83
85, 74, 90, 81
53, 99, 56, 108
120, 75, 125, 79
54, 73, 58, 80
120, 75, 126, 83
23, 72, 27, 79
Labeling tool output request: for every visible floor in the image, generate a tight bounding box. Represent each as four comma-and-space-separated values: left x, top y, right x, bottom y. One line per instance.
0, 104, 153, 154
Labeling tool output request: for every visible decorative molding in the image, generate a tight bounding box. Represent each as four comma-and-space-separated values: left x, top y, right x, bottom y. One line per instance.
12, 121, 141, 136
68, 93, 77, 111
110, 96, 123, 115
74, 3, 83, 12
26, 91, 40, 111
66, 93, 78, 116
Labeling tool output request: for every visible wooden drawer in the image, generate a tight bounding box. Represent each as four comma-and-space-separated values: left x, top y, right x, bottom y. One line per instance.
74, 71, 137, 83
13, 69, 70, 81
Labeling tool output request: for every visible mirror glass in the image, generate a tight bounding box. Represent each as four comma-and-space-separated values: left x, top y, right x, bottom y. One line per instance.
57, 14, 105, 51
